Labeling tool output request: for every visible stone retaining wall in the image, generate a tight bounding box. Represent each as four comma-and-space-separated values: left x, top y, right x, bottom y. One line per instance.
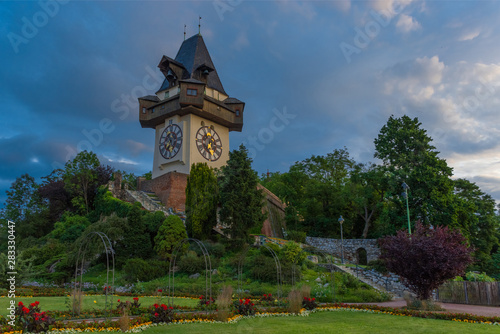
306, 237, 380, 263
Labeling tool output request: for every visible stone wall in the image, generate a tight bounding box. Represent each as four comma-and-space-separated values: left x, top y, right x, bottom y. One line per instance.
306, 237, 380, 263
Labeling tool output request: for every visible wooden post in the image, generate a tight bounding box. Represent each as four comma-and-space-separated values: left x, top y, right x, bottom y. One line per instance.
463, 281, 469, 304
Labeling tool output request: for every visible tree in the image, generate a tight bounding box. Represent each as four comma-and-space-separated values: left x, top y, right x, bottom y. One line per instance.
1, 174, 42, 223
63, 151, 113, 215
374, 115, 454, 229
122, 203, 153, 259
185, 163, 219, 240
219, 145, 266, 243
379, 223, 473, 300
451, 178, 499, 268
154, 215, 188, 260
347, 163, 387, 238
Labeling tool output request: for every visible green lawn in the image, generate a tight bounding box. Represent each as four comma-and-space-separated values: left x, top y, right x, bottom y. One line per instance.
0, 295, 198, 316
142, 311, 498, 334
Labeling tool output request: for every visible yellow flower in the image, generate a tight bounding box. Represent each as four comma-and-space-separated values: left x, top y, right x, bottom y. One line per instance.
94, 300, 97, 303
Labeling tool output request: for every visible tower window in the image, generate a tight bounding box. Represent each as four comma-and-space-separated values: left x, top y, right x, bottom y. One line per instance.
152, 108, 155, 113
142, 107, 146, 114
236, 110, 241, 117
187, 88, 197, 96
164, 91, 170, 99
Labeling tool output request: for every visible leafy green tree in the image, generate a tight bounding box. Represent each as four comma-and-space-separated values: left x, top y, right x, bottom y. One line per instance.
122, 203, 153, 259
219, 145, 266, 243
63, 151, 113, 215
63, 151, 100, 214
452, 178, 498, 268
1, 174, 42, 223
154, 215, 188, 260
50, 213, 91, 243
347, 163, 387, 238
374, 115, 454, 229
185, 163, 219, 240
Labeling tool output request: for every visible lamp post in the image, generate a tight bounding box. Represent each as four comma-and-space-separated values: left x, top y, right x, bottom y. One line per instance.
338, 215, 345, 264
402, 182, 411, 235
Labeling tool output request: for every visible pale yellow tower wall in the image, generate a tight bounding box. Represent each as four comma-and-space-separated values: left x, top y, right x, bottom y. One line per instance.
152, 114, 230, 178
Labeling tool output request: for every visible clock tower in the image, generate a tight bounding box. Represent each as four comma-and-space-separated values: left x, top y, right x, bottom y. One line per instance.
137, 34, 244, 210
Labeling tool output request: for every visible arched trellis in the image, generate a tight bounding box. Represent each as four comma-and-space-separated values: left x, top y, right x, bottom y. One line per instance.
168, 238, 212, 309
73, 232, 115, 318
294, 248, 337, 303
238, 244, 283, 300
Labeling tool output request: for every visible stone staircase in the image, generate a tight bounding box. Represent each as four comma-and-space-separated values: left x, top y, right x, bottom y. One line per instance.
125, 189, 187, 224
318, 263, 407, 298
126, 189, 170, 215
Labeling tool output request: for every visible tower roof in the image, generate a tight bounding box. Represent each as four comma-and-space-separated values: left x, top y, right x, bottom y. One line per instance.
173, 34, 226, 94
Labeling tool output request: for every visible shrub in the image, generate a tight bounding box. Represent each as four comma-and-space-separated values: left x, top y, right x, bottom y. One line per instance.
367, 259, 388, 275
151, 304, 174, 323
465, 271, 495, 282
302, 297, 317, 310
15, 301, 55, 333
199, 295, 215, 308
123, 258, 169, 282
286, 230, 307, 243
177, 251, 206, 275
234, 298, 256, 316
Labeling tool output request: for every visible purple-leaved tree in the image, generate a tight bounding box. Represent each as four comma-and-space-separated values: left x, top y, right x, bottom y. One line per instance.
379, 223, 473, 300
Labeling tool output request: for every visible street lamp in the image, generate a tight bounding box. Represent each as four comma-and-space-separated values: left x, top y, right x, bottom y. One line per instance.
338, 215, 345, 264
402, 182, 411, 235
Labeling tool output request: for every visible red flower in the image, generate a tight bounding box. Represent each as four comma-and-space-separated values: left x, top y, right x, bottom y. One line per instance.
158, 289, 162, 292
22, 307, 29, 314
269, 294, 272, 296
154, 304, 159, 308
133, 297, 139, 301
161, 304, 167, 310
169, 306, 173, 310
154, 312, 159, 317
18, 302, 23, 306
264, 294, 267, 297
35, 301, 39, 306
35, 317, 39, 321
244, 299, 249, 305
312, 298, 315, 301
199, 296, 203, 299
117, 299, 120, 302
239, 299, 243, 304
251, 303, 254, 306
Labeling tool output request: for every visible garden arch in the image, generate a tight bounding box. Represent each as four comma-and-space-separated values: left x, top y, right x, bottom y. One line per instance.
168, 238, 212, 307
73, 231, 115, 317
237, 244, 283, 300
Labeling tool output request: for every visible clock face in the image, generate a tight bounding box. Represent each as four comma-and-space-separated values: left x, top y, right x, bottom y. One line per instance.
196, 126, 222, 161
159, 124, 182, 159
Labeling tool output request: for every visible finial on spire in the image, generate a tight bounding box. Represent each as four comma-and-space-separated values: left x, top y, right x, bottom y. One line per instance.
184, 24, 186, 41
198, 16, 202, 35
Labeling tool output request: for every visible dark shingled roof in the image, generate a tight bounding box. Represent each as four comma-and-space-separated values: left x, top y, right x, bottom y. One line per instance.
175, 34, 227, 94
223, 97, 244, 104
179, 78, 205, 84
140, 95, 160, 102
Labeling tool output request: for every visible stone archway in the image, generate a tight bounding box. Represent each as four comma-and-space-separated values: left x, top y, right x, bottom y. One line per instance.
356, 248, 368, 265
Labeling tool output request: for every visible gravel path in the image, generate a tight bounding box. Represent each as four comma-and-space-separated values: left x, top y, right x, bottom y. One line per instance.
352, 298, 500, 317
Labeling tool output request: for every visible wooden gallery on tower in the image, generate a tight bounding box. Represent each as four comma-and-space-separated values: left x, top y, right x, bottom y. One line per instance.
135, 33, 286, 238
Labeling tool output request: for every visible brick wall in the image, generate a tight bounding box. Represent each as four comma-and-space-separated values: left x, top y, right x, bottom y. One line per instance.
138, 172, 188, 211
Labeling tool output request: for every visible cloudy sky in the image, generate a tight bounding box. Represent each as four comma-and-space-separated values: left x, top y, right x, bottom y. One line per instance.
1, 0, 500, 207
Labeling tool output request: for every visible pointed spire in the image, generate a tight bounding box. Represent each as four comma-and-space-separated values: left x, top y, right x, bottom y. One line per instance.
198, 16, 202, 35
184, 24, 186, 41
